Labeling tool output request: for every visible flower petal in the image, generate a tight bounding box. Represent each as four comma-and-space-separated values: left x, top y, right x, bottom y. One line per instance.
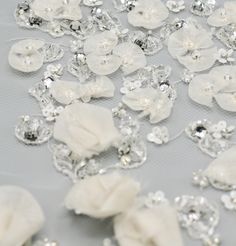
214, 93, 236, 112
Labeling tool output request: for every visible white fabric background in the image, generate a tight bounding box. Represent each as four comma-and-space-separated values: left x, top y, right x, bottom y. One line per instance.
0, 0, 236, 245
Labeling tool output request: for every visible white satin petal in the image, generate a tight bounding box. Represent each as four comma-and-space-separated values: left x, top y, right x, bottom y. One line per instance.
86, 53, 122, 75
65, 173, 140, 218
214, 93, 236, 112
204, 146, 236, 186
113, 42, 147, 75
207, 8, 232, 27
114, 205, 183, 246
0, 186, 44, 246
127, 0, 169, 29
84, 31, 118, 55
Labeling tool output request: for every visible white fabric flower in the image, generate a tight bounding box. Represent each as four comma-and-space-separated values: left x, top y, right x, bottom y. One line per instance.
78, 76, 115, 102
50, 76, 115, 104
0, 186, 44, 246
209, 65, 236, 93
65, 173, 140, 219
114, 205, 183, 246
207, 1, 236, 27
204, 146, 236, 187
127, 0, 169, 29
31, 0, 82, 21
188, 74, 227, 108
215, 49, 235, 64
86, 53, 122, 75
168, 20, 217, 72
214, 93, 236, 112
53, 102, 120, 159
8, 39, 45, 73
122, 88, 174, 124
84, 31, 118, 55
113, 42, 147, 75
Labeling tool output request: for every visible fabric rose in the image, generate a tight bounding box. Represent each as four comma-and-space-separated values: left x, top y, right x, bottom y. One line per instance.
53, 102, 120, 159
114, 204, 183, 246
65, 173, 140, 219
0, 186, 45, 246
127, 0, 169, 29
30, 0, 82, 21
168, 19, 217, 72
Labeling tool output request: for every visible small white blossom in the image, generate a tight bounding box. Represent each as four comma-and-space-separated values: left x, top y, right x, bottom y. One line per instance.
221, 191, 236, 211
215, 49, 235, 64
166, 0, 185, 13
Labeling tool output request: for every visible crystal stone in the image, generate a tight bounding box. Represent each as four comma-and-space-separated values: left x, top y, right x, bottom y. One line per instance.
15, 116, 52, 145
190, 0, 216, 16
216, 24, 236, 50
113, 0, 136, 12
175, 195, 219, 239
42, 43, 64, 63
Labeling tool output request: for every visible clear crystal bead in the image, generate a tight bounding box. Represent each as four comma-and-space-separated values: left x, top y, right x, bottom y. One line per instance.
190, 0, 216, 16
42, 44, 64, 63
15, 115, 52, 145
113, 0, 136, 12
129, 31, 163, 56
181, 69, 195, 84
144, 191, 169, 208
175, 195, 219, 239
216, 24, 236, 50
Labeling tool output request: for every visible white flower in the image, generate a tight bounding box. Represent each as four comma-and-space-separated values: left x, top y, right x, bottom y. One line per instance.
31, 0, 82, 21
84, 31, 118, 55
188, 74, 227, 108
168, 20, 217, 72
65, 173, 140, 218
114, 205, 183, 246
86, 53, 122, 75
215, 49, 235, 64
122, 88, 174, 124
53, 102, 120, 159
209, 65, 236, 93
50, 76, 115, 104
8, 39, 45, 73
204, 146, 236, 187
166, 0, 185, 13
127, 0, 169, 29
113, 42, 147, 75
0, 186, 44, 246
207, 1, 236, 27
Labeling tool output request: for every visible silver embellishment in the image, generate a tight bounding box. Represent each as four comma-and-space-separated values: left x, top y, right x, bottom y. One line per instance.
190, 0, 216, 16
215, 24, 236, 50
15, 115, 52, 145
147, 126, 169, 145
221, 191, 236, 211
166, 0, 185, 13
83, 0, 103, 7
144, 191, 169, 208
175, 195, 220, 244
113, 0, 136, 12
33, 238, 59, 246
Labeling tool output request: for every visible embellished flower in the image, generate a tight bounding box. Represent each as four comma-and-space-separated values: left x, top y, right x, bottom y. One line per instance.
122, 87, 174, 124
84, 31, 118, 55
30, 0, 83, 21
166, 0, 185, 13
65, 173, 140, 218
168, 19, 217, 72
86, 53, 122, 75
8, 39, 45, 73
0, 186, 44, 246
204, 146, 236, 189
215, 48, 235, 64
207, 1, 236, 27
114, 204, 183, 246
127, 0, 169, 30
175, 195, 219, 239
53, 102, 120, 159
221, 191, 236, 210
147, 126, 169, 145
113, 42, 147, 75
50, 76, 115, 104
144, 191, 169, 208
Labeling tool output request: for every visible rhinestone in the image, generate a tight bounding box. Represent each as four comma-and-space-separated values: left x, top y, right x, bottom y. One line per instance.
15, 116, 52, 145
191, 0, 215, 16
